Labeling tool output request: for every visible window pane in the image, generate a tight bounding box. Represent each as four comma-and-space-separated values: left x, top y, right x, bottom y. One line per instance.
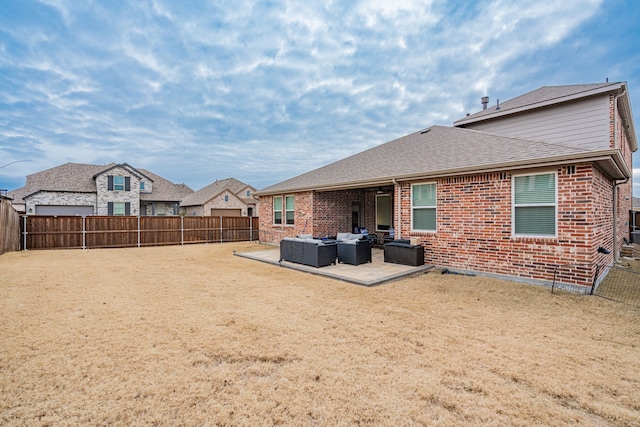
515, 206, 555, 235
113, 202, 125, 216
413, 184, 436, 207
285, 196, 294, 210
285, 211, 294, 225
413, 208, 436, 230
274, 212, 282, 224
273, 197, 282, 210
514, 174, 555, 204
114, 176, 124, 191
376, 195, 391, 230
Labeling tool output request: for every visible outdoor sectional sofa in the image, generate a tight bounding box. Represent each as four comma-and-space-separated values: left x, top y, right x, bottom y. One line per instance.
383, 239, 425, 266
280, 236, 337, 268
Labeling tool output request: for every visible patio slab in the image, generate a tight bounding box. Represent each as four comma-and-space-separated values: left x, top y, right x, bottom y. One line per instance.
236, 246, 433, 286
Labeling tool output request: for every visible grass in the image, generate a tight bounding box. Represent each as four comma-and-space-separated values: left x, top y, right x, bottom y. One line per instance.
1, 243, 639, 425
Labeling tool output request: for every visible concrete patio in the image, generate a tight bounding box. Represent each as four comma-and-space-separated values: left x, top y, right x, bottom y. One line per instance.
236, 246, 432, 286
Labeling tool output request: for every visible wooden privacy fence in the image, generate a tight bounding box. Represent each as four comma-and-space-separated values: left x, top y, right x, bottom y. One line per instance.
20, 215, 260, 250
1, 198, 20, 254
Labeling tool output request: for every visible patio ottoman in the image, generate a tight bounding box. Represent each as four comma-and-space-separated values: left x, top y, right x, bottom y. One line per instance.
383, 240, 424, 266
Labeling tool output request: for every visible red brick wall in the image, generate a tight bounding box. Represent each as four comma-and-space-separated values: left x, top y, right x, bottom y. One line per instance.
396, 166, 609, 286
260, 189, 383, 242
258, 192, 314, 242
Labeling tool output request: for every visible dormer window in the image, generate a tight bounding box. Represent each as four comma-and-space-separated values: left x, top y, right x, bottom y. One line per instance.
140, 181, 145, 190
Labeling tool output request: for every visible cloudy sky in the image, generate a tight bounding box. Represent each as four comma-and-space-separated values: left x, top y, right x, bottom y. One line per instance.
1, 0, 639, 196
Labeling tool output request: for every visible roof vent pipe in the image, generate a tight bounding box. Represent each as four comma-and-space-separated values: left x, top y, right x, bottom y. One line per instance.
481, 96, 489, 110
496, 99, 500, 110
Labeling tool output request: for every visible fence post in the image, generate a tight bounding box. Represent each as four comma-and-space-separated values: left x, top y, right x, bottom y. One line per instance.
181, 216, 184, 245
249, 216, 253, 242
137, 216, 141, 248
22, 215, 27, 250
82, 216, 86, 249
220, 216, 223, 243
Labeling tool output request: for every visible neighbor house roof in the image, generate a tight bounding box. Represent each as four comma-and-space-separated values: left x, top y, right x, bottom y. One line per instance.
138, 169, 194, 202
9, 162, 192, 202
27, 162, 117, 195
181, 177, 255, 207
454, 81, 637, 151
256, 125, 629, 195
455, 82, 621, 125
6, 186, 30, 205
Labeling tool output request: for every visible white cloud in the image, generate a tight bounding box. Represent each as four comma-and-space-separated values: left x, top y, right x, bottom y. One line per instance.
1, 0, 634, 193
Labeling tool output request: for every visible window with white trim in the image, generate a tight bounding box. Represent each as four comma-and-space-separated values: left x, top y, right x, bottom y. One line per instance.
273, 196, 282, 225
513, 172, 557, 237
285, 195, 294, 225
412, 183, 436, 231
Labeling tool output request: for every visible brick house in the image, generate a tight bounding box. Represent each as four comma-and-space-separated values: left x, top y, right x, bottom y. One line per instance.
8, 162, 193, 216
256, 82, 636, 287
180, 177, 258, 217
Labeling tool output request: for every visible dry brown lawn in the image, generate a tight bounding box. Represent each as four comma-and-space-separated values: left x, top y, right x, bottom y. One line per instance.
1, 243, 639, 426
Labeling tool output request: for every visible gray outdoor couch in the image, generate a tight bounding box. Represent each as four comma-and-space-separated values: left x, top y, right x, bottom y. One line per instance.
280, 236, 337, 268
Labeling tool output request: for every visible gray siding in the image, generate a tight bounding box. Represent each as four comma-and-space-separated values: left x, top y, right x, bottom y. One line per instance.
463, 96, 610, 151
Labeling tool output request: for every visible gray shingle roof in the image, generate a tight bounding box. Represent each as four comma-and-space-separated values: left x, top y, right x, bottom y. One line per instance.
257, 125, 623, 195
454, 82, 623, 125
138, 169, 194, 202
8, 162, 192, 203
181, 178, 255, 206
27, 162, 117, 194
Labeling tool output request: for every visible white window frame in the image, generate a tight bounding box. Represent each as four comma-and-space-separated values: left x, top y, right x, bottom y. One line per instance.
273, 196, 283, 225
411, 182, 437, 232
512, 171, 558, 238
284, 195, 294, 226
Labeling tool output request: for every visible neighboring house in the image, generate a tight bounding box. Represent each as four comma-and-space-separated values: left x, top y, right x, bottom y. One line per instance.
180, 178, 258, 217
256, 82, 636, 287
7, 162, 193, 216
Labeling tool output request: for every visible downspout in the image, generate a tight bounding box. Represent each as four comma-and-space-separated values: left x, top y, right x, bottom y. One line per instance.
612, 88, 628, 263
392, 178, 400, 239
